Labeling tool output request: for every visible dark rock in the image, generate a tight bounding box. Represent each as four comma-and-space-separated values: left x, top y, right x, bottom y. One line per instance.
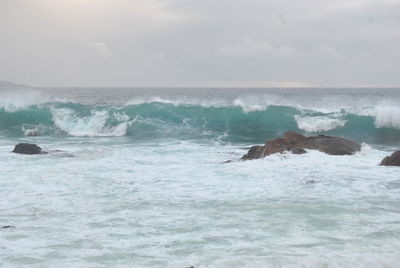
242, 145, 265, 160
1, 225, 15, 228
263, 131, 307, 156
12, 143, 46, 155
291, 147, 307, 154
283, 131, 308, 145
242, 131, 361, 160
302, 135, 361, 155
380, 150, 400, 166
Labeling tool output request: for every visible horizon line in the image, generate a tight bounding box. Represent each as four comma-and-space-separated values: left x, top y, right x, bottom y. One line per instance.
2, 80, 400, 89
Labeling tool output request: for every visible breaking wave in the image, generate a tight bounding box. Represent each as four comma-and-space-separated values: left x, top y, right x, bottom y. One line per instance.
294, 115, 347, 132
1, 100, 400, 144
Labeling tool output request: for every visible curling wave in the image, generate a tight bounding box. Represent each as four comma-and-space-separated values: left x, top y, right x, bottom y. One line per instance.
1, 100, 400, 144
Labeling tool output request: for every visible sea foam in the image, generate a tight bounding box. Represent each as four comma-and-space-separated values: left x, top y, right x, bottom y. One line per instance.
295, 114, 347, 132
373, 104, 400, 129
51, 107, 134, 137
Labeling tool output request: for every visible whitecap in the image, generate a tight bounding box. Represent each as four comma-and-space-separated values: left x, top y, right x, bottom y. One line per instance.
295, 114, 347, 132
51, 107, 135, 137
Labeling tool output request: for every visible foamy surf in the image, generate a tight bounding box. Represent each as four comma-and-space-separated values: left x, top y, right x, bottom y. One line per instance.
51, 107, 135, 137
294, 114, 347, 132
1, 138, 399, 268
1, 87, 400, 268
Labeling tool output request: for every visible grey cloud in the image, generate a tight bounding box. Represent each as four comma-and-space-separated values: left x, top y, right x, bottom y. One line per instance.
0, 0, 399, 87
218, 36, 299, 58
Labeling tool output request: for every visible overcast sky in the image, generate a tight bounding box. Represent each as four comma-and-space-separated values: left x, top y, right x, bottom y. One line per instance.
0, 0, 399, 87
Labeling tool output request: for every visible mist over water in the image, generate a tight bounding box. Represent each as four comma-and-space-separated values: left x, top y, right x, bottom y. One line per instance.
1, 87, 400, 268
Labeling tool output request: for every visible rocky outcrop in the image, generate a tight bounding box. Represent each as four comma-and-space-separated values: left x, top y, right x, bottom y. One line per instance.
242, 131, 361, 160
243, 145, 265, 160
380, 151, 400, 166
301, 135, 361, 155
12, 143, 46, 155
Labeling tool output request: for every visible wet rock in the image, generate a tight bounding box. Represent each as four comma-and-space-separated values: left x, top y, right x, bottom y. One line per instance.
301, 134, 361, 155
12, 143, 46, 155
380, 150, 400, 166
242, 131, 361, 160
291, 147, 307, 154
242, 145, 265, 160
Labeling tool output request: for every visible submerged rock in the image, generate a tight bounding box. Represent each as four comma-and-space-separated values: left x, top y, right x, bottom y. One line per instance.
380, 150, 400, 166
12, 143, 46, 155
242, 131, 361, 160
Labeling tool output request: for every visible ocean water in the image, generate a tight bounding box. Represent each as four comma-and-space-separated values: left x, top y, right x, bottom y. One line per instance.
1, 87, 400, 268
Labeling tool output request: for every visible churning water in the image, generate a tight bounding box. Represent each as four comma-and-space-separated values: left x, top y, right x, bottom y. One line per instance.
1, 87, 400, 267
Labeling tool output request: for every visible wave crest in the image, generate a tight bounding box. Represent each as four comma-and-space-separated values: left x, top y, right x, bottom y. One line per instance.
373, 105, 400, 129
1, 100, 400, 144
295, 114, 347, 132
51, 107, 134, 137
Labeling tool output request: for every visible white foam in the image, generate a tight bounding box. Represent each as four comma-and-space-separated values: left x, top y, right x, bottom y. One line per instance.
0, 90, 49, 112
22, 124, 48, 136
51, 108, 134, 137
233, 97, 270, 113
195, 254, 400, 268
1, 138, 399, 268
295, 114, 347, 132
373, 105, 400, 129
232, 94, 341, 113
126, 96, 230, 109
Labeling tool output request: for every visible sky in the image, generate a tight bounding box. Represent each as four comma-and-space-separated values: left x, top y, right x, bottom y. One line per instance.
0, 0, 399, 87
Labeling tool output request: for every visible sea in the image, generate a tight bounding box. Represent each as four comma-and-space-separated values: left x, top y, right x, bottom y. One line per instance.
1, 87, 400, 268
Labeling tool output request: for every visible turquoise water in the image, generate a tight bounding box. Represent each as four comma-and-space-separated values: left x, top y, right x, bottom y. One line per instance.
1, 87, 400, 267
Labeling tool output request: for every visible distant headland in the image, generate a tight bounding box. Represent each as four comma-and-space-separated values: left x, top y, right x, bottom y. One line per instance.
0, 80, 30, 89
